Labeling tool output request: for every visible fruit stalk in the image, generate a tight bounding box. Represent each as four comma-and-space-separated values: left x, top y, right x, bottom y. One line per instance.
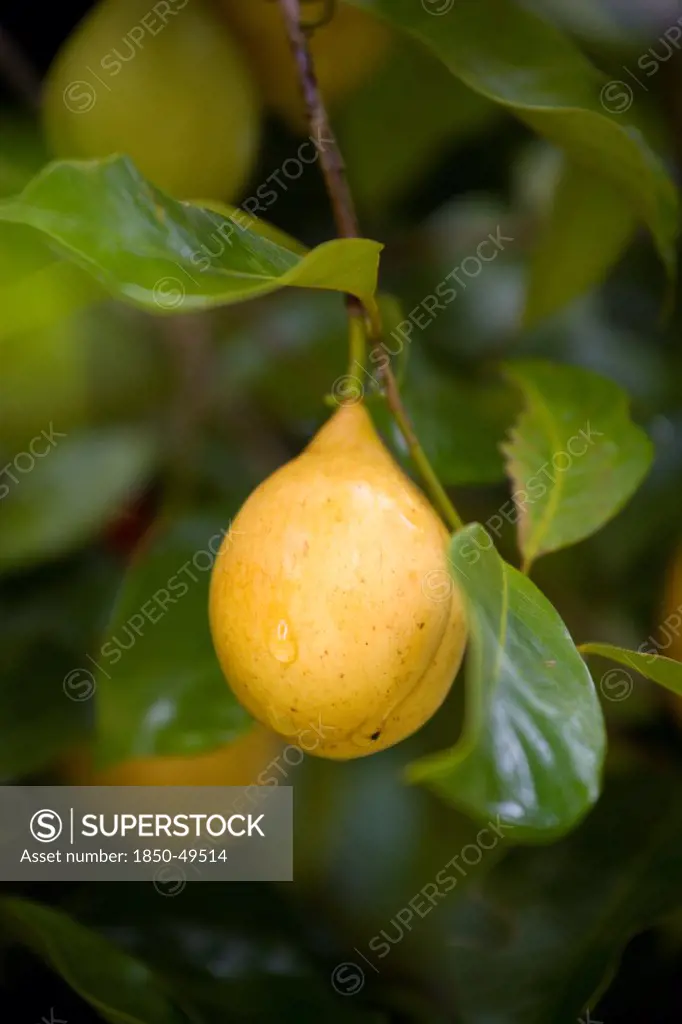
276, 0, 464, 533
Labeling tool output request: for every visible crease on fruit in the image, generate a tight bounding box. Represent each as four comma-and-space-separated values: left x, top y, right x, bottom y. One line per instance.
209, 402, 468, 759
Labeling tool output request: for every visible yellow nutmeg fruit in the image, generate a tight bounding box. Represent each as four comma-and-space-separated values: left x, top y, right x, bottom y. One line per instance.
61, 726, 279, 786
220, 0, 390, 132
209, 402, 467, 759
43, 0, 260, 201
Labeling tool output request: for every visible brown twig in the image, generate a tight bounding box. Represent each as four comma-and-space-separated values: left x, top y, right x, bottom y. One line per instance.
278, 0, 357, 240
276, 0, 463, 532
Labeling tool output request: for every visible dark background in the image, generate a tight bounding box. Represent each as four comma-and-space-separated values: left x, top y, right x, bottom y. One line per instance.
2, 1, 682, 1021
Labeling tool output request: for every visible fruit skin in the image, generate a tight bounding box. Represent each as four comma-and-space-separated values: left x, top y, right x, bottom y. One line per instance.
209, 403, 467, 759
62, 725, 279, 786
220, 0, 390, 132
43, 0, 260, 201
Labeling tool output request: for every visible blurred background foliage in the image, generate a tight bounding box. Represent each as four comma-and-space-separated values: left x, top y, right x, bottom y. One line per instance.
2, 0, 682, 1021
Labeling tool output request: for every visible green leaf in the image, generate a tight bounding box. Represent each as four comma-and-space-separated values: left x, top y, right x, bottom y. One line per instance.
502, 360, 652, 571
0, 555, 120, 780
580, 642, 682, 698
348, 0, 678, 273
71, 885, 389, 1024
368, 354, 518, 484
408, 524, 605, 837
446, 770, 682, 1024
0, 258, 104, 340
199, 197, 307, 255
95, 514, 251, 768
524, 158, 637, 327
0, 427, 157, 571
0, 897, 181, 1024
396, 354, 520, 485
0, 155, 382, 313
0, 662, 88, 780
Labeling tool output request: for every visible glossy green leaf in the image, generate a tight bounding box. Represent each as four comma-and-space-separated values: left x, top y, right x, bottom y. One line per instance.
199, 197, 307, 255
408, 524, 605, 837
348, 0, 678, 272
580, 642, 682, 697
524, 158, 637, 327
0, 897, 181, 1024
0, 155, 382, 313
446, 771, 682, 1024
95, 514, 251, 768
502, 360, 652, 570
0, 204, 103, 338
0, 427, 157, 571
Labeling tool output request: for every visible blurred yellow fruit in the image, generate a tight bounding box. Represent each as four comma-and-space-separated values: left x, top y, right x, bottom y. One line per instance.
209, 402, 467, 759
63, 725, 279, 786
43, 0, 260, 200
221, 0, 390, 131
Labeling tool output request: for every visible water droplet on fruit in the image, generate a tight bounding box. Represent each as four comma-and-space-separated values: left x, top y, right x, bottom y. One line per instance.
269, 618, 298, 665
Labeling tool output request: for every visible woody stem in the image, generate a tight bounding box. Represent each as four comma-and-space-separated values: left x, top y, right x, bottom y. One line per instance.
276, 0, 463, 533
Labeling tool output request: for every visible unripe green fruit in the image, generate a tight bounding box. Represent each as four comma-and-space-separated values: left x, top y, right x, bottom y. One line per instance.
220, 0, 390, 132
43, 0, 260, 200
